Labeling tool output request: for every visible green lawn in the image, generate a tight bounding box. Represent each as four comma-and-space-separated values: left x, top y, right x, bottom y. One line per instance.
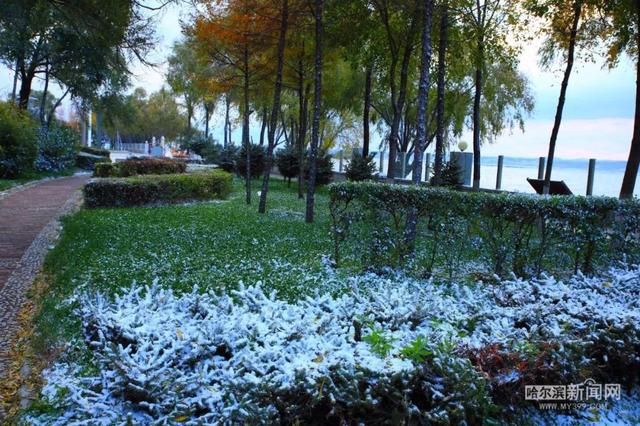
37, 178, 339, 346
0, 177, 36, 191
0, 170, 75, 192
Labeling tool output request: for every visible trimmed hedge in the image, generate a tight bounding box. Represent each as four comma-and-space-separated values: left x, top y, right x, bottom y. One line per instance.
84, 170, 232, 208
118, 157, 186, 177
94, 162, 119, 178
93, 158, 187, 178
328, 181, 640, 278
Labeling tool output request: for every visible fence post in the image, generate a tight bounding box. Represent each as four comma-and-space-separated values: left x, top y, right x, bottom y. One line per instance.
586, 158, 596, 196
424, 153, 431, 183
400, 152, 406, 179
339, 150, 344, 173
538, 157, 546, 180
496, 155, 504, 190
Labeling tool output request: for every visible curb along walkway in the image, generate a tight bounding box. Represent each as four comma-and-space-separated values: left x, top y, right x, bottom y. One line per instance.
0, 175, 88, 417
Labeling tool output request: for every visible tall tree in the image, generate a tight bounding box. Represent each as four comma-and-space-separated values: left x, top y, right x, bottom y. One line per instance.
370, 0, 420, 180
259, 0, 290, 214
544, 1, 583, 195
433, 0, 449, 186
405, 0, 435, 247
461, 0, 521, 190
525, 0, 593, 194
412, 0, 435, 185
193, 0, 269, 205
363, 64, 373, 157
0, 0, 154, 110
600, 0, 640, 198
306, 0, 324, 223
167, 40, 204, 133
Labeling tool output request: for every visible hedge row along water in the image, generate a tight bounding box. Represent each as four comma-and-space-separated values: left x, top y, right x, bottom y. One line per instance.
84, 170, 232, 208
328, 182, 640, 278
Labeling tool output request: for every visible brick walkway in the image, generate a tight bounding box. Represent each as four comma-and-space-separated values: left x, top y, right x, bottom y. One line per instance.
0, 175, 87, 419
0, 176, 87, 291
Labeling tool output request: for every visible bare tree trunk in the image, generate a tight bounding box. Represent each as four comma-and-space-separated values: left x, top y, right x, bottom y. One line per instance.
224, 94, 230, 147
305, 0, 324, 224
298, 85, 309, 199
204, 103, 211, 139
11, 58, 19, 104
243, 48, 251, 205
96, 109, 104, 146
406, 0, 434, 249
433, 0, 448, 186
18, 67, 35, 110
187, 103, 193, 133
259, 0, 289, 214
363, 64, 372, 157
412, 0, 434, 185
621, 2, 640, 199
387, 14, 417, 181
40, 60, 50, 125
47, 88, 69, 128
472, 36, 484, 191
81, 117, 87, 146
259, 108, 267, 146
544, 1, 582, 195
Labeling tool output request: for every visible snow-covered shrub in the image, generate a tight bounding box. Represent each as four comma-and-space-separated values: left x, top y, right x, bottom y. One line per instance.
30, 267, 640, 424
31, 279, 496, 425
329, 181, 640, 277
35, 123, 79, 173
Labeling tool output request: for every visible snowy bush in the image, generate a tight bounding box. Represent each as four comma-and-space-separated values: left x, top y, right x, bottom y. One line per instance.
29, 266, 640, 424
35, 124, 78, 173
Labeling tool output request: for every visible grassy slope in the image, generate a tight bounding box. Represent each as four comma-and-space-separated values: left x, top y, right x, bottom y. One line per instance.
37, 178, 334, 345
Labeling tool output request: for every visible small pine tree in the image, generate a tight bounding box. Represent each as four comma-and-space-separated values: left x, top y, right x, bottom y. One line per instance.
431, 160, 463, 187
304, 150, 334, 185
345, 154, 377, 181
275, 146, 299, 185
235, 144, 266, 178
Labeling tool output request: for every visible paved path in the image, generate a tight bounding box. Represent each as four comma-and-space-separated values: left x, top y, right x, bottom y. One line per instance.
0, 176, 87, 290
0, 176, 88, 418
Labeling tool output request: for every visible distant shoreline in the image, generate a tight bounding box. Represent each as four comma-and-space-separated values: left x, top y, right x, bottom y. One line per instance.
480, 155, 627, 171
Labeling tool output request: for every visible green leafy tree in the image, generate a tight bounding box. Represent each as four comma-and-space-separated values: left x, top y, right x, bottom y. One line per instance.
460, 0, 531, 190
524, 0, 600, 194
167, 39, 207, 134
599, 0, 640, 198
0, 0, 154, 110
102, 87, 186, 143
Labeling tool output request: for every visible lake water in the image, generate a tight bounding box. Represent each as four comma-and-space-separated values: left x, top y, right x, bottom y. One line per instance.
331, 154, 640, 198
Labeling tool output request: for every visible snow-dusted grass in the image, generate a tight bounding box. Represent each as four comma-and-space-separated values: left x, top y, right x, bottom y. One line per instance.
37, 179, 336, 345
29, 178, 640, 424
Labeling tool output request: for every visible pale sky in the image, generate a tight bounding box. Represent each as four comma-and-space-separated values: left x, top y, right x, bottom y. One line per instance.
0, 3, 636, 161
